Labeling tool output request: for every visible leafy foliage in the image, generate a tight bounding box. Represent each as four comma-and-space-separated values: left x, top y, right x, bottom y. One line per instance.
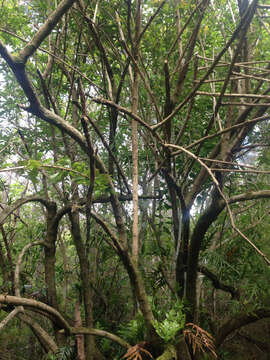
1, 0, 270, 359
46, 346, 75, 360
152, 301, 185, 343
118, 312, 147, 344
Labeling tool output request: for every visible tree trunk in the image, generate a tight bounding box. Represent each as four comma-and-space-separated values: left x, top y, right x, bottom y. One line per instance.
74, 301, 86, 360
45, 203, 65, 346
69, 211, 104, 360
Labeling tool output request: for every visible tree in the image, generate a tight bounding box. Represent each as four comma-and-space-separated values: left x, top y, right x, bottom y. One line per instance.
1, 0, 270, 359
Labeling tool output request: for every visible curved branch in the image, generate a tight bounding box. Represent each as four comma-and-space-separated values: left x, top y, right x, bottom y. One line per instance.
0, 295, 131, 349
0, 295, 70, 331
198, 265, 240, 299
0, 196, 54, 226
15, 241, 45, 297
92, 97, 153, 132
90, 212, 159, 341
19, 312, 58, 354
91, 211, 121, 252
0, 42, 90, 155
215, 308, 270, 347
69, 327, 130, 349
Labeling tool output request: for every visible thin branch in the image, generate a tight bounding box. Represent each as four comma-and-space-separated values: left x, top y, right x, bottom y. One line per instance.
165, 143, 270, 266
90, 97, 154, 132
175, 115, 269, 152
193, 77, 245, 83
258, 4, 270, 8
137, 1, 167, 44
199, 157, 257, 169
221, 102, 270, 107
0, 28, 104, 92
77, 0, 114, 87
175, 56, 198, 144
196, 91, 270, 100
198, 265, 240, 299
0, 295, 71, 331
211, 168, 270, 174
83, 111, 131, 194
90, 211, 123, 254
0, 307, 23, 332
116, 18, 162, 121
166, 0, 205, 59
18, 0, 76, 63
15, 242, 45, 297
152, 0, 259, 131
232, 70, 270, 83
73, 95, 131, 194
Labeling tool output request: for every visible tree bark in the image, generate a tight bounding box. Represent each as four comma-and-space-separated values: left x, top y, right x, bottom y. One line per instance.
215, 308, 270, 348
69, 210, 103, 360
74, 301, 86, 360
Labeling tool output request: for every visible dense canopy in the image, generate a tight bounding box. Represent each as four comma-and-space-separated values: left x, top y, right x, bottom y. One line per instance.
1, 0, 270, 359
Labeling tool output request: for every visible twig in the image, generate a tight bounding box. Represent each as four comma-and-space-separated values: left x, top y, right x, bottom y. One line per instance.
181, 115, 270, 151
152, 0, 259, 131
196, 91, 270, 100
0, 28, 104, 92
221, 102, 270, 106
137, 1, 166, 44
211, 168, 270, 174
18, 0, 76, 63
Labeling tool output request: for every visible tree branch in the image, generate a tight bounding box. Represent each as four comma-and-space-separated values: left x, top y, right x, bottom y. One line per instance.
68, 327, 130, 349
15, 242, 45, 297
152, 0, 259, 130
198, 265, 240, 299
0, 307, 23, 331
0, 295, 70, 331
18, 0, 76, 63
0, 196, 54, 226
215, 308, 270, 347
19, 312, 58, 354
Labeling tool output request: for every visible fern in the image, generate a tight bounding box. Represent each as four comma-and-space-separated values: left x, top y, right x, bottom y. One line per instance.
118, 312, 146, 344
46, 346, 75, 360
152, 301, 185, 343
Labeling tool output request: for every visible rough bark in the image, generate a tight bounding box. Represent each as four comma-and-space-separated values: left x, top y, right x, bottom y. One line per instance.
74, 301, 86, 360
68, 211, 102, 360
215, 308, 270, 348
